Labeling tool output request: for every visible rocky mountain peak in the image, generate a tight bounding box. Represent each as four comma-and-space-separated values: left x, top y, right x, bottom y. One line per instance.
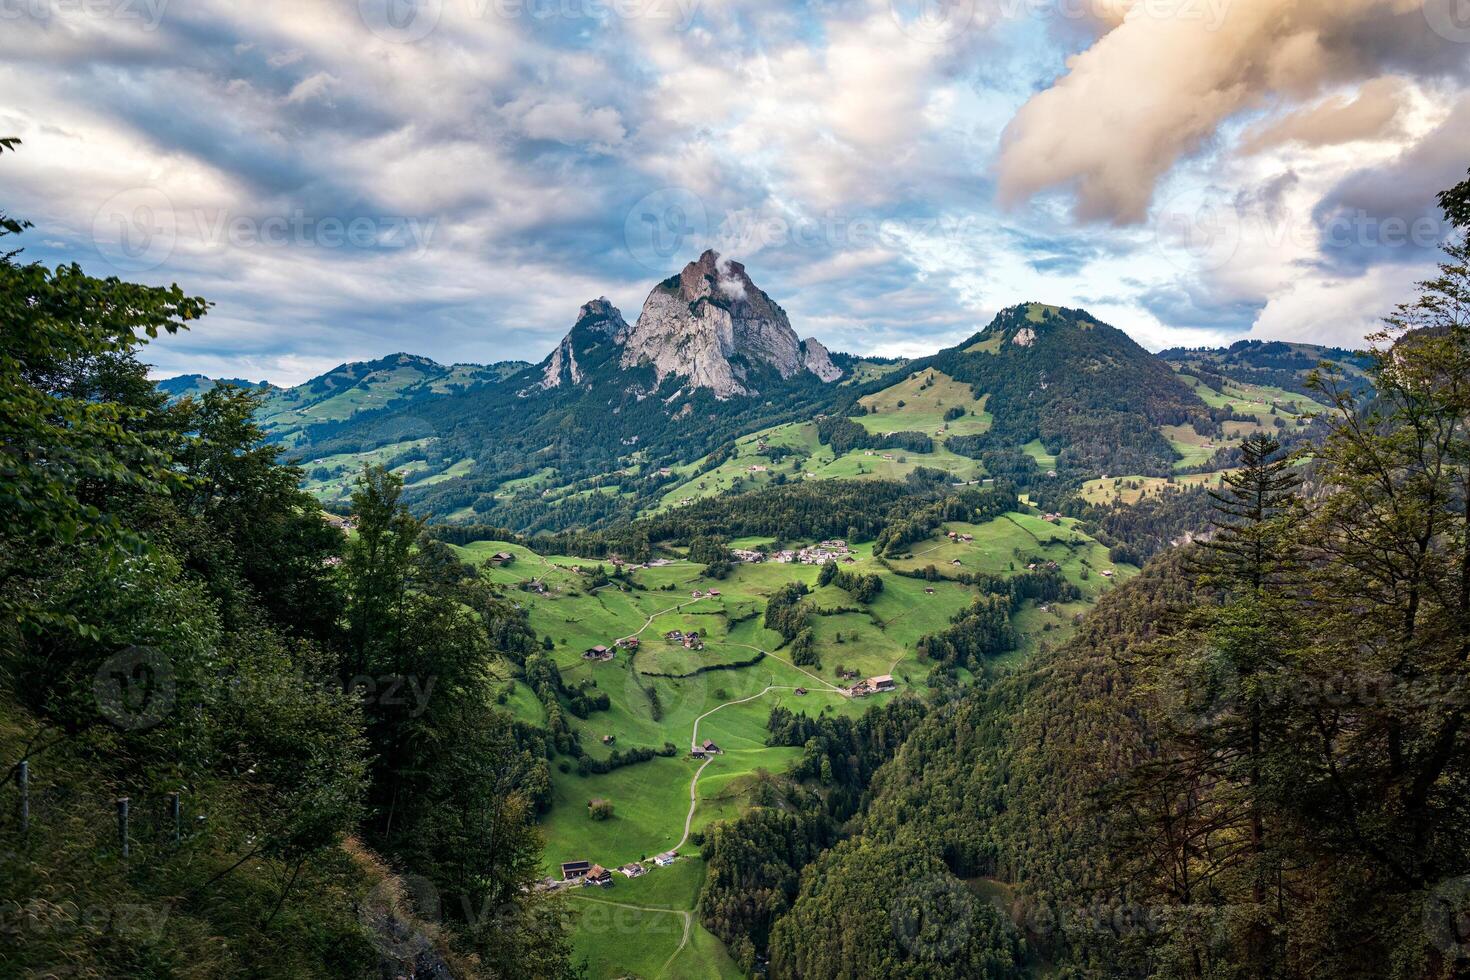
573, 297, 629, 341
535, 296, 630, 391
620, 250, 840, 398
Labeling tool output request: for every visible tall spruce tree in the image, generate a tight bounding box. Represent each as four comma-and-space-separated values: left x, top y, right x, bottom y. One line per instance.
1203, 432, 1302, 591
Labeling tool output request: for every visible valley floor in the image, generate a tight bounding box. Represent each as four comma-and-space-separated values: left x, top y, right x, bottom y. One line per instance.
451, 510, 1136, 978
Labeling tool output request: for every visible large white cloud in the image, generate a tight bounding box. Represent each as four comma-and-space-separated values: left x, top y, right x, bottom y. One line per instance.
996, 0, 1453, 224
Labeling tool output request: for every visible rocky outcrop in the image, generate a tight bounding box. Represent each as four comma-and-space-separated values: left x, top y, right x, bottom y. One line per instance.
801, 337, 842, 382
534, 255, 841, 399
535, 298, 628, 390
620, 250, 835, 398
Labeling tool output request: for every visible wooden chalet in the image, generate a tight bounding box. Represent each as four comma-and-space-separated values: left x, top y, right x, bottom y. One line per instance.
560, 860, 591, 880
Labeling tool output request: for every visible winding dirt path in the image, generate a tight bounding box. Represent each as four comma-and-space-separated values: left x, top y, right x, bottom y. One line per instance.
674, 683, 847, 852
567, 893, 693, 978
618, 596, 701, 645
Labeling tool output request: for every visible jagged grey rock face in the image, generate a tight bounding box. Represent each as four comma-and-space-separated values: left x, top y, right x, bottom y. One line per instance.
621, 250, 836, 398
535, 255, 841, 399
535, 297, 629, 390
801, 337, 843, 382
538, 339, 580, 389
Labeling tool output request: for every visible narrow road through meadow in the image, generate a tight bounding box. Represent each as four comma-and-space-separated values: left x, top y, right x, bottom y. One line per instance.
675, 684, 846, 852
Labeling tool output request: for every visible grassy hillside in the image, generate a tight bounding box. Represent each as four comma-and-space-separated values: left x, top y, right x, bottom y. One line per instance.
449, 502, 1137, 977
647, 413, 992, 515
228, 309, 1376, 540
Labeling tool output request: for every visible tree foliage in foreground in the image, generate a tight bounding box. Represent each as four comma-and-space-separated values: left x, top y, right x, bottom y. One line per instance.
0, 147, 575, 978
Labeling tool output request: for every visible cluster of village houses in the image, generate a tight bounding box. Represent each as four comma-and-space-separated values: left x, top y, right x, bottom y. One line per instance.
547, 849, 682, 891
582, 634, 651, 662
663, 629, 704, 651
584, 623, 712, 662
730, 540, 854, 566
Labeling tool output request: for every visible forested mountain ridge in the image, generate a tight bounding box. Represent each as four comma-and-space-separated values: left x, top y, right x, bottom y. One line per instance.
187, 251, 857, 525
912, 303, 1213, 477
160, 351, 530, 451
164, 294, 1369, 535
1161, 338, 1374, 403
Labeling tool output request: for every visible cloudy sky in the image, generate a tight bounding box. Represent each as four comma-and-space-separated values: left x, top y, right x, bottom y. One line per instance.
3, 0, 1469, 384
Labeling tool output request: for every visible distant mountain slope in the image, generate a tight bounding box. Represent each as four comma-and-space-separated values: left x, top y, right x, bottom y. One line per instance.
279, 252, 853, 527
1161, 338, 1372, 402
881, 303, 1211, 478
156, 373, 271, 400
159, 353, 530, 448
169, 285, 1370, 537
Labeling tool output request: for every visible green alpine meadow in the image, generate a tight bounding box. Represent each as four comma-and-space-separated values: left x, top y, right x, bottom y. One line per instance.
5, 6, 1470, 978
